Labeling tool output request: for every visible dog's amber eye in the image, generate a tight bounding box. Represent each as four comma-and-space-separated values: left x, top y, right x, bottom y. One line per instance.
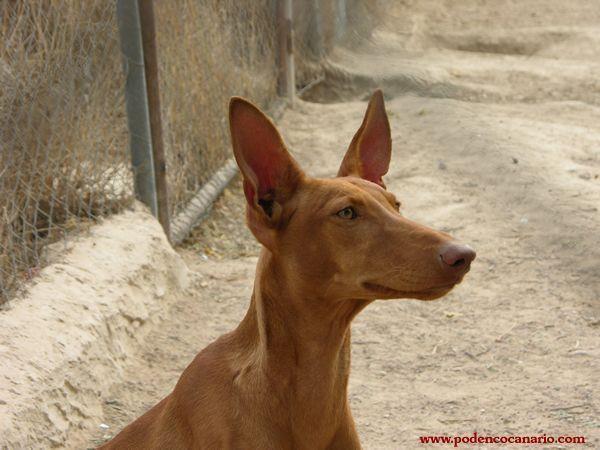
337, 206, 357, 219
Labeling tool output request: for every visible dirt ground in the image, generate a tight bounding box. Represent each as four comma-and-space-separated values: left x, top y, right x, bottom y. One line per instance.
91, 2, 599, 448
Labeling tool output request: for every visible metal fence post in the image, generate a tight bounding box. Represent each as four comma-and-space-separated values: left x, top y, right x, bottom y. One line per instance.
138, 0, 170, 240
117, 0, 170, 239
308, 0, 324, 59
117, 0, 157, 218
335, 0, 347, 40
277, 0, 295, 104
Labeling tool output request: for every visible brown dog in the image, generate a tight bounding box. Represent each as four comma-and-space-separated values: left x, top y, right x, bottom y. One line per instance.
100, 90, 475, 449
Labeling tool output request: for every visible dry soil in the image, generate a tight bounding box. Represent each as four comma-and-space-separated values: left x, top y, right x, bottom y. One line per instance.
91, 2, 599, 448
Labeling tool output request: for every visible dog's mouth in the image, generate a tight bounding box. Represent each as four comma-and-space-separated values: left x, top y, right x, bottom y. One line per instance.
362, 281, 458, 300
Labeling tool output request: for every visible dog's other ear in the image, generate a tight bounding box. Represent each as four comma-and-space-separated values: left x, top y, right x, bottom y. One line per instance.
337, 89, 391, 187
229, 97, 303, 246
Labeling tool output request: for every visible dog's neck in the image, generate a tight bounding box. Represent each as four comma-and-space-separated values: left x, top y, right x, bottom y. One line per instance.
235, 248, 369, 441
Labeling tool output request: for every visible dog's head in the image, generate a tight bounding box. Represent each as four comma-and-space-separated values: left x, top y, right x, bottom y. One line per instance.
229, 91, 475, 301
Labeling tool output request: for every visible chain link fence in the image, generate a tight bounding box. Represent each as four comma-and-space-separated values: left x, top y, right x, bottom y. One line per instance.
0, 0, 131, 301
0, 0, 380, 303
155, 0, 279, 217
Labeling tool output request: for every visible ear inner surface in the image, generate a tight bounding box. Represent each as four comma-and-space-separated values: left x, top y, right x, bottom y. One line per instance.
358, 108, 391, 184
230, 97, 303, 215
337, 90, 391, 187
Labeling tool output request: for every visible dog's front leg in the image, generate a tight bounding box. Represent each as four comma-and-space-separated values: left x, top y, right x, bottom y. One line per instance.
327, 414, 362, 450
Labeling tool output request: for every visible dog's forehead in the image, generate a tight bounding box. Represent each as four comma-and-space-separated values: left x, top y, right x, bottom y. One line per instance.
339, 177, 398, 202
301, 176, 397, 205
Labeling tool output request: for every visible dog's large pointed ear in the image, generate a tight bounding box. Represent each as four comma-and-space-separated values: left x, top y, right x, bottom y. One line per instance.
337, 90, 391, 187
229, 97, 303, 243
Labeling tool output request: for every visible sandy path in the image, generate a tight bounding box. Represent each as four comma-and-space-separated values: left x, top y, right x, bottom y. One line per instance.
90, 2, 599, 448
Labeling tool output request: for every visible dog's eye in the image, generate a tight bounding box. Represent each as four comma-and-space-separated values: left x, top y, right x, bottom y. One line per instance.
336, 206, 357, 220
395, 201, 401, 210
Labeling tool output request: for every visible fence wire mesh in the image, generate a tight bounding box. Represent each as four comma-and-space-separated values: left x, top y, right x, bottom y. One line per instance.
0, 0, 380, 303
0, 0, 131, 301
155, 0, 279, 217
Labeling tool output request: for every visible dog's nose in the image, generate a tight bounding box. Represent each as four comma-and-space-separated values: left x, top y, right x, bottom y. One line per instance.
440, 244, 476, 270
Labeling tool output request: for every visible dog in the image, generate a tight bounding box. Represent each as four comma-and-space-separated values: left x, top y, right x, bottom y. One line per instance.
99, 90, 475, 449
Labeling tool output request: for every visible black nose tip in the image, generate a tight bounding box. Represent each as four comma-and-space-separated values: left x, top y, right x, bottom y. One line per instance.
440, 244, 476, 269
